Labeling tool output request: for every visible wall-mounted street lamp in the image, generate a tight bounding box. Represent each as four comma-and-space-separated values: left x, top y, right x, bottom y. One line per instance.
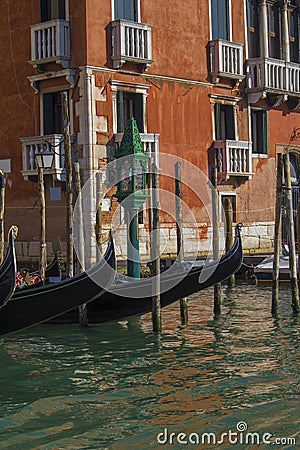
35, 148, 55, 278
35, 147, 54, 170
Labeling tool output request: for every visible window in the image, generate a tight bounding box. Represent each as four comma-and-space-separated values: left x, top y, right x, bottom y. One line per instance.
251, 109, 267, 154
214, 103, 235, 140
41, 0, 66, 22
114, 0, 138, 21
289, 7, 300, 63
220, 194, 237, 223
211, 0, 230, 40
247, 0, 260, 58
268, 3, 281, 59
43, 92, 63, 135
117, 91, 144, 133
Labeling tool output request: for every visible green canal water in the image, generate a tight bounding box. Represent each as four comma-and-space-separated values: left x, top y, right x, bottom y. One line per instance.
0, 284, 299, 449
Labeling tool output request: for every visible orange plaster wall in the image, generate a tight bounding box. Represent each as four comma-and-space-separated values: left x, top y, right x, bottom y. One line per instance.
0, 1, 69, 243
85, 0, 111, 66
268, 109, 300, 157
69, 0, 87, 67
0, 1, 42, 241
143, 0, 210, 81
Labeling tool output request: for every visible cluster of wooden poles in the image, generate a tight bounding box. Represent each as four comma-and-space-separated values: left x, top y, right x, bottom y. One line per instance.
272, 152, 300, 315
150, 162, 236, 331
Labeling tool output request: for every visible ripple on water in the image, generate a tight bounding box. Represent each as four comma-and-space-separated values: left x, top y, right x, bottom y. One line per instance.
0, 284, 299, 449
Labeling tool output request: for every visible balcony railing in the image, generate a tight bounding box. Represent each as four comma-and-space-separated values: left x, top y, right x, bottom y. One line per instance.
111, 20, 153, 69
209, 39, 244, 83
214, 140, 252, 180
30, 19, 70, 67
247, 57, 300, 95
21, 134, 65, 181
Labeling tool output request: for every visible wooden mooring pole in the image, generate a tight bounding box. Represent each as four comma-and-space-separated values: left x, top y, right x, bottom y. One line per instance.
211, 166, 222, 315
298, 196, 300, 280
0, 170, 5, 263
283, 153, 300, 314
175, 162, 188, 324
38, 168, 46, 279
272, 153, 283, 314
95, 171, 102, 253
62, 91, 74, 279
74, 162, 88, 327
224, 198, 235, 287
151, 163, 162, 332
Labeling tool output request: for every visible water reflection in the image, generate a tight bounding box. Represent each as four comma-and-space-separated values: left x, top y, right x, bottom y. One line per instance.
0, 284, 299, 448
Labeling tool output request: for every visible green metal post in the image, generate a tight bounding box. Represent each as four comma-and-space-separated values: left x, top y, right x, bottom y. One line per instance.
127, 209, 140, 278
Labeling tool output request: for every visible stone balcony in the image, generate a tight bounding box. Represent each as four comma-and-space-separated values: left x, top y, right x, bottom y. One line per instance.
30, 19, 70, 68
214, 139, 253, 181
209, 39, 244, 84
246, 57, 300, 106
111, 19, 153, 69
21, 134, 65, 182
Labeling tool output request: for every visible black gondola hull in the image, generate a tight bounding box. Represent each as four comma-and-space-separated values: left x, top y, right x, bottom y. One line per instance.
50, 228, 243, 324
0, 235, 116, 336
0, 226, 17, 309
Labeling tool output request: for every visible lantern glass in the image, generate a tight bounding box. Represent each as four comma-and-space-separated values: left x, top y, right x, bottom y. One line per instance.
35, 151, 54, 169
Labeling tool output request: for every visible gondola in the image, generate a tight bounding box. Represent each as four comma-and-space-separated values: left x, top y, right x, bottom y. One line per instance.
45, 252, 65, 279
0, 232, 116, 336
49, 224, 243, 324
0, 226, 18, 309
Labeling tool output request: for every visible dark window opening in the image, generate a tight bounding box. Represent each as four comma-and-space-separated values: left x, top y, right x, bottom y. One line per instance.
289, 8, 300, 63
117, 91, 144, 133
268, 3, 281, 59
221, 195, 237, 223
114, 0, 138, 21
43, 92, 63, 135
211, 0, 230, 40
251, 109, 267, 154
41, 0, 66, 21
247, 0, 260, 57
214, 103, 235, 141
138, 209, 144, 224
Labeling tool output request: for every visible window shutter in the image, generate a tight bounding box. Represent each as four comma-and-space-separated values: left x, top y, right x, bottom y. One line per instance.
117, 91, 124, 133
214, 103, 221, 140
134, 94, 144, 132
226, 106, 235, 140
43, 93, 54, 135
260, 110, 267, 154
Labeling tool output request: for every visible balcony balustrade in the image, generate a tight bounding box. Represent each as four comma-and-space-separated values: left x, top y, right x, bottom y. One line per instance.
111, 20, 153, 69
247, 57, 300, 96
214, 140, 253, 180
209, 39, 244, 83
21, 135, 65, 181
30, 19, 70, 67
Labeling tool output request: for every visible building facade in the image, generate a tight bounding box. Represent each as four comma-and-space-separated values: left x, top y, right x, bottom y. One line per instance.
1, 0, 300, 262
